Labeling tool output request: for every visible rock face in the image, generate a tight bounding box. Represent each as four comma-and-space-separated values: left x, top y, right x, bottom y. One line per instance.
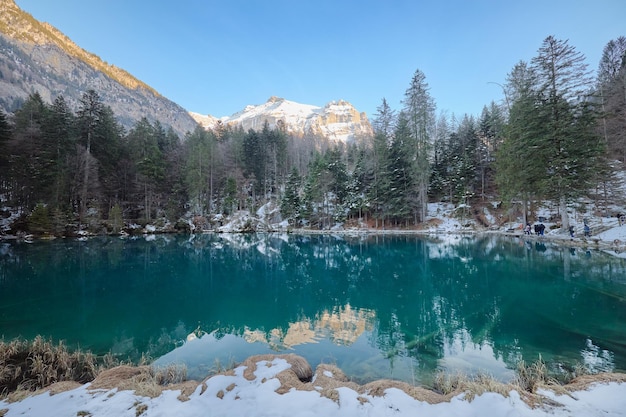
0, 0, 198, 137
191, 96, 373, 143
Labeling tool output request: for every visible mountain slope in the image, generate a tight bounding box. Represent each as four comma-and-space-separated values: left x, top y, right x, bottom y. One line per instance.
0, 0, 198, 137
191, 96, 373, 143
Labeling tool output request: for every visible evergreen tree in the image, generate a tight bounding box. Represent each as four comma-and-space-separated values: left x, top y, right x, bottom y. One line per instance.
222, 176, 238, 215
127, 118, 166, 220
76, 89, 104, 223
0, 110, 10, 177
449, 115, 478, 203
477, 102, 505, 199
242, 128, 266, 195
93, 106, 125, 209
403, 69, 435, 223
597, 36, 626, 161
183, 126, 216, 216
496, 61, 545, 223
531, 36, 602, 231
429, 112, 451, 200
280, 168, 301, 224
262, 120, 288, 196
369, 99, 394, 227
9, 92, 51, 207
45, 95, 76, 210
386, 113, 414, 224
346, 147, 371, 222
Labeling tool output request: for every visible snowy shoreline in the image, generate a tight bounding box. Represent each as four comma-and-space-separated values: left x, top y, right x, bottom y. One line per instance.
1, 354, 625, 417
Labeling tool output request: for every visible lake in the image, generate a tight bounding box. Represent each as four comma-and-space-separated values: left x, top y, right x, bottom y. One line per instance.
1, 233, 625, 386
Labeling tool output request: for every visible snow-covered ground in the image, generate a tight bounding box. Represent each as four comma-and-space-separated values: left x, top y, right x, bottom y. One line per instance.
2, 357, 625, 417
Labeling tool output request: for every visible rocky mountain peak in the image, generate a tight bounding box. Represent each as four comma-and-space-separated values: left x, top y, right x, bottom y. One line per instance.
190, 97, 373, 143
267, 96, 284, 103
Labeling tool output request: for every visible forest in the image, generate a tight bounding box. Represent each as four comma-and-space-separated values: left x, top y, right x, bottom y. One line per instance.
0, 35, 624, 236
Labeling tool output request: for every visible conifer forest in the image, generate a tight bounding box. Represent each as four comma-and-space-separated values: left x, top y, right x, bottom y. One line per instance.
1, 36, 625, 236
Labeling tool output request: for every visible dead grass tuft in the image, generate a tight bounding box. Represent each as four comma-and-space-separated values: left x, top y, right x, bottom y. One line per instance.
90, 364, 195, 399
0, 336, 102, 399
362, 378, 448, 403
433, 371, 514, 401
564, 372, 626, 392
514, 357, 558, 393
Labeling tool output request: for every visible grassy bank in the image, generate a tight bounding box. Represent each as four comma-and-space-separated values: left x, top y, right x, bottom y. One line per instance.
2, 336, 625, 408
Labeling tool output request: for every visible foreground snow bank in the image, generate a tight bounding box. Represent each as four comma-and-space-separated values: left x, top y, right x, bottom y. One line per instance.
2, 356, 625, 417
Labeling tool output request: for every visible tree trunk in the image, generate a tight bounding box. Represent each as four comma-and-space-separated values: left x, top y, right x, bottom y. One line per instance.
559, 196, 570, 233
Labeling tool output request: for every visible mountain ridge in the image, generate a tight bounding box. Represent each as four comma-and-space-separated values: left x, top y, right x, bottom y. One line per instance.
190, 96, 373, 143
0, 0, 372, 142
0, 0, 198, 137
0, 0, 156, 95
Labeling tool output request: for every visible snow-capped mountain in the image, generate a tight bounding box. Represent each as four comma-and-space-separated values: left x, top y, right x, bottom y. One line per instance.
190, 96, 373, 143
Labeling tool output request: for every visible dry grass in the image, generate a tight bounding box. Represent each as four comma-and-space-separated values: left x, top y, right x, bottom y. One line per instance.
515, 357, 554, 393
433, 370, 515, 400
3, 339, 625, 410
0, 336, 100, 398
89, 363, 194, 399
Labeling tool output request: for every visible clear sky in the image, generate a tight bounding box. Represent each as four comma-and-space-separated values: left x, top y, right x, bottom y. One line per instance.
13, 0, 626, 120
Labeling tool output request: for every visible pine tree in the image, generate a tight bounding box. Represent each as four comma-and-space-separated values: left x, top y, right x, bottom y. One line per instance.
280, 168, 301, 224
386, 113, 414, 225
9, 92, 51, 208
45, 95, 76, 210
127, 118, 166, 221
223, 177, 238, 215
531, 36, 601, 231
242, 128, 266, 195
403, 69, 435, 223
597, 37, 626, 161
0, 110, 10, 176
477, 102, 505, 199
496, 61, 545, 223
429, 112, 451, 200
183, 126, 215, 215
76, 90, 104, 224
449, 115, 478, 203
369, 99, 395, 227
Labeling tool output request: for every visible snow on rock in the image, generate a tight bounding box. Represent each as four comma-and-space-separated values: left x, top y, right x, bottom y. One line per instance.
190, 96, 373, 143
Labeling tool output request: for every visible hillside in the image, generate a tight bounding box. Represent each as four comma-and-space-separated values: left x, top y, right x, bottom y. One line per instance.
0, 0, 198, 137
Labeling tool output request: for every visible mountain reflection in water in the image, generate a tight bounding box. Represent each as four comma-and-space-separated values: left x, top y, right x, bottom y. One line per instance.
0, 233, 624, 385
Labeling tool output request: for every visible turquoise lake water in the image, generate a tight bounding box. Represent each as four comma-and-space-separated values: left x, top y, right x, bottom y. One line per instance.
1, 233, 625, 385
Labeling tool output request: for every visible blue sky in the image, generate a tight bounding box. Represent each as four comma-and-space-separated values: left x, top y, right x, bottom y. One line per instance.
14, 0, 626, 120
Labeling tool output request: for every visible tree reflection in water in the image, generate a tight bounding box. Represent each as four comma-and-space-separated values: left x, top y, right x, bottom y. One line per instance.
0, 233, 624, 384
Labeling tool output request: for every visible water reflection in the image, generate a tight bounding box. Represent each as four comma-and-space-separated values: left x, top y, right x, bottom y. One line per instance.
438, 329, 514, 381
1, 233, 625, 384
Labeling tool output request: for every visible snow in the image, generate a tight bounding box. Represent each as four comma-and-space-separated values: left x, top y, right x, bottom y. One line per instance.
596, 225, 626, 242
2, 358, 624, 417
189, 96, 371, 143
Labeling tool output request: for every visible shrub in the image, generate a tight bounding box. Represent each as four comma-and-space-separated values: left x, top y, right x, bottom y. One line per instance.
108, 204, 123, 234
27, 204, 51, 235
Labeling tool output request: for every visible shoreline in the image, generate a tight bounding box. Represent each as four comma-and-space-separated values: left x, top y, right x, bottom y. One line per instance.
2, 351, 626, 413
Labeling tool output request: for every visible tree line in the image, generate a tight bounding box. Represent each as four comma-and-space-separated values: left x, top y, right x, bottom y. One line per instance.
0, 35, 624, 235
